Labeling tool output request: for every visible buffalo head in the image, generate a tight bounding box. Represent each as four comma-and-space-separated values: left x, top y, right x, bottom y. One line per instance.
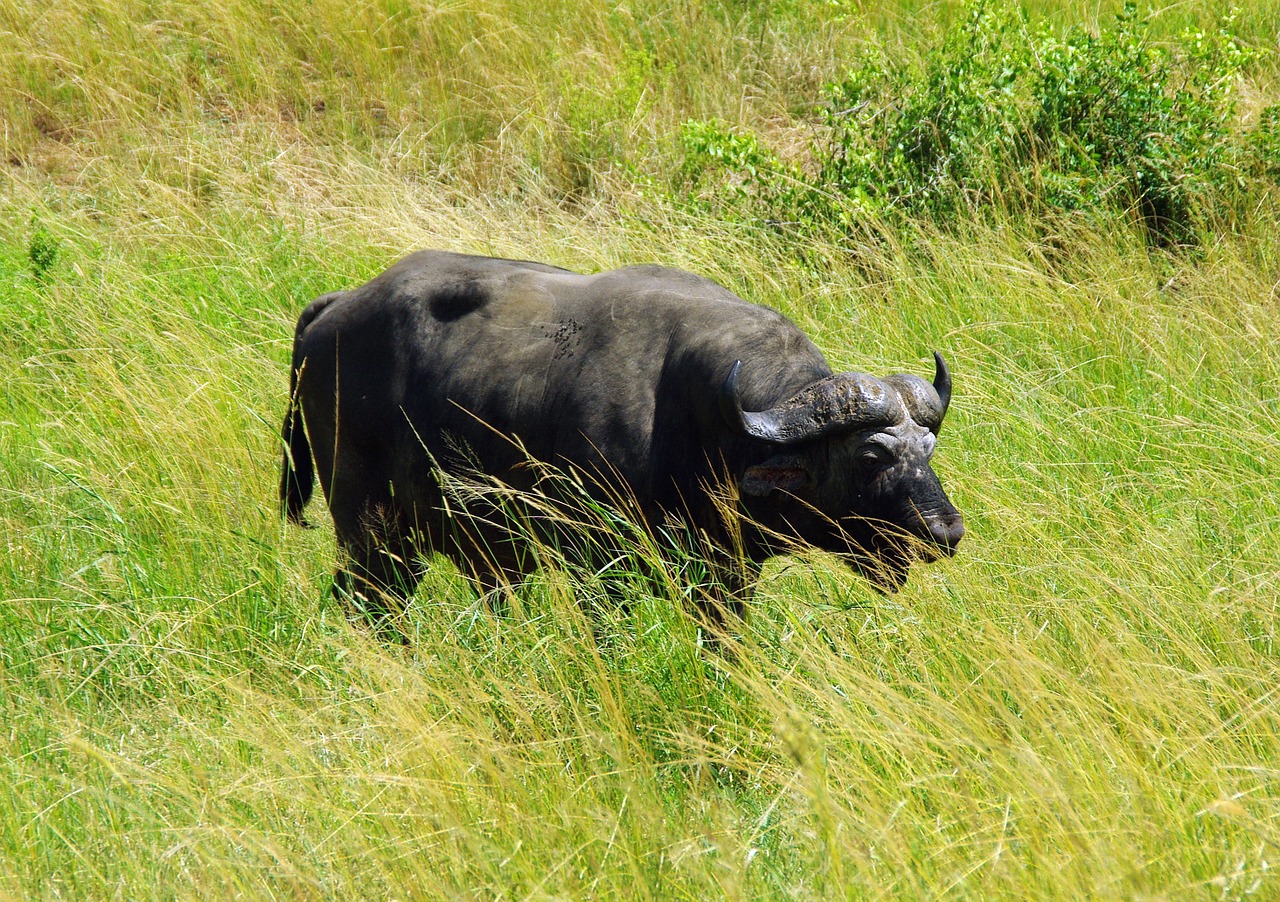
721, 353, 965, 590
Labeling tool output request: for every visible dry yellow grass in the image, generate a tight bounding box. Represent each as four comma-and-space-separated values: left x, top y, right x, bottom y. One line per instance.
3, 0, 1279, 896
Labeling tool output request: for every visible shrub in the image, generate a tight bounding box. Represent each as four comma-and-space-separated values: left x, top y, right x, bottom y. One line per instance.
1029, 4, 1254, 243
28, 224, 59, 281
820, 3, 1036, 221
682, 2, 1260, 246
1245, 105, 1280, 180
680, 119, 793, 213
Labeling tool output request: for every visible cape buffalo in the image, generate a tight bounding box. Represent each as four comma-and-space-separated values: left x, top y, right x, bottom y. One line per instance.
280, 251, 963, 632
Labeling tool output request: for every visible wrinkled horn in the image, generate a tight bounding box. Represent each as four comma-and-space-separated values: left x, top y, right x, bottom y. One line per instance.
882, 352, 952, 435
720, 360, 901, 445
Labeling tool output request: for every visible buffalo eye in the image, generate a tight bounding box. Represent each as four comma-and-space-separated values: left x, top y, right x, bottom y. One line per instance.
856, 443, 893, 468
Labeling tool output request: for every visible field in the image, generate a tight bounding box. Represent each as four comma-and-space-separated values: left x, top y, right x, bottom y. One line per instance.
3, 0, 1280, 897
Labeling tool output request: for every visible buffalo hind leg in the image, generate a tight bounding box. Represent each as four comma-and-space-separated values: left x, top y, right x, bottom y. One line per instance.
334, 503, 422, 643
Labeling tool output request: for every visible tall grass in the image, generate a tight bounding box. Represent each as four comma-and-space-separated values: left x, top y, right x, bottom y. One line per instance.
3, 0, 1280, 897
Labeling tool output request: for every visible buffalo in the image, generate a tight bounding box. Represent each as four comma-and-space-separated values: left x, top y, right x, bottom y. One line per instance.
280, 251, 963, 633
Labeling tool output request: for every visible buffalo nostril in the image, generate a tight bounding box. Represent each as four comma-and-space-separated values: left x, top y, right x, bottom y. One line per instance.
927, 515, 964, 556
945, 522, 964, 554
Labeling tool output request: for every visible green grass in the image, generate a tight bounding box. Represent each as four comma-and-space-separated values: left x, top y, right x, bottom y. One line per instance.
3, 0, 1280, 897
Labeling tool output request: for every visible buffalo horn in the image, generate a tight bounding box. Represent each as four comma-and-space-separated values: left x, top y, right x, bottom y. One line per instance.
720, 360, 901, 444
933, 351, 952, 419
882, 352, 952, 434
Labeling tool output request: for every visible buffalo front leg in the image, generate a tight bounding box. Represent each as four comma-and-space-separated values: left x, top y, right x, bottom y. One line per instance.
335, 548, 420, 643
694, 548, 759, 651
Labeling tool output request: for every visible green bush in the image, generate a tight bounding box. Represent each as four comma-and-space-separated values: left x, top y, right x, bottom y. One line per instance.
1246, 104, 1280, 180
1029, 4, 1253, 243
821, 3, 1036, 221
680, 119, 792, 211
683, 2, 1261, 246
27, 224, 59, 280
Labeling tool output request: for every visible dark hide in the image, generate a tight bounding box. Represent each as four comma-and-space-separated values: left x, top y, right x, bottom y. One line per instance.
280, 251, 964, 633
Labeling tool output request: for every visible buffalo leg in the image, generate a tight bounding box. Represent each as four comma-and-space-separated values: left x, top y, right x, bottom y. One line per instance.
695, 551, 758, 650
334, 545, 420, 642
332, 495, 422, 641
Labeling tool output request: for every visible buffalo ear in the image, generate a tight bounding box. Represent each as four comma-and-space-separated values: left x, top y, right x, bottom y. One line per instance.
740, 454, 813, 497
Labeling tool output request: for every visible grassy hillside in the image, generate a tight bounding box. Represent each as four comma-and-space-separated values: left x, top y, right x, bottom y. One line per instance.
3, 0, 1280, 897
